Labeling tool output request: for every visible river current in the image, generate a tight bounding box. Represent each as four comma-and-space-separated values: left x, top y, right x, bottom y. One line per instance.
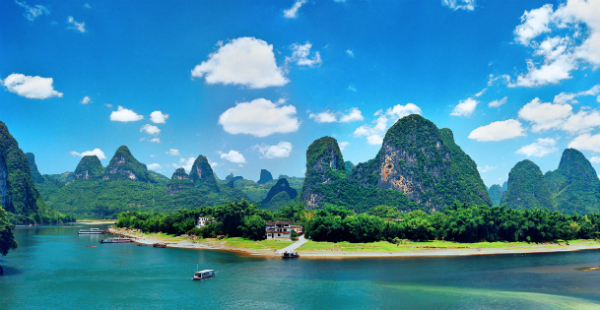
1, 224, 599, 309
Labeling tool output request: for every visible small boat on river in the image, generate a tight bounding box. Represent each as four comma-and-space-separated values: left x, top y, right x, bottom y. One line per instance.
100, 237, 133, 243
153, 243, 167, 248
78, 228, 104, 234
193, 269, 215, 280
282, 251, 299, 258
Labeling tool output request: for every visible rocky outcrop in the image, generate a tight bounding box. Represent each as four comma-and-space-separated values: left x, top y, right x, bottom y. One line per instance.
261, 178, 298, 208
350, 114, 491, 211
502, 160, 553, 210
74, 155, 105, 180
301, 136, 346, 208
257, 169, 273, 184
171, 168, 190, 180
103, 146, 151, 182
189, 155, 219, 191
166, 168, 194, 195
545, 149, 600, 214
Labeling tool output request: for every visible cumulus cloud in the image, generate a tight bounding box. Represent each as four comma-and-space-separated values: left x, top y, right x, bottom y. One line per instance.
219, 150, 246, 164
177, 157, 196, 172
254, 141, 293, 159
149, 111, 169, 124
2, 73, 63, 99
509, 0, 600, 87
477, 165, 497, 173
147, 163, 161, 171
67, 16, 85, 33
354, 103, 421, 145
518, 96, 600, 134
110, 106, 143, 122
338, 141, 350, 151
140, 124, 160, 135
15, 1, 49, 21
489, 97, 508, 108
516, 138, 558, 157
191, 37, 287, 89
553, 84, 600, 105
309, 107, 363, 123
450, 97, 479, 117
286, 42, 322, 67
442, 0, 476, 11
149, 137, 160, 143
80, 96, 91, 104
591, 156, 600, 163
569, 133, 600, 153
468, 119, 526, 142
346, 50, 354, 57
284, 0, 306, 18
488, 74, 511, 86
166, 149, 181, 156
218, 98, 299, 137
70, 148, 106, 159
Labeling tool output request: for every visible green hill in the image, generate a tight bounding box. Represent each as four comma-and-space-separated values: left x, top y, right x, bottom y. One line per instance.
260, 178, 297, 209
74, 155, 105, 180
103, 146, 153, 182
487, 184, 505, 206
545, 148, 600, 214
501, 160, 554, 210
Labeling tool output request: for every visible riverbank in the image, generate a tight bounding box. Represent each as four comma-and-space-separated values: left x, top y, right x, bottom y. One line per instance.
79, 220, 117, 225
108, 227, 600, 258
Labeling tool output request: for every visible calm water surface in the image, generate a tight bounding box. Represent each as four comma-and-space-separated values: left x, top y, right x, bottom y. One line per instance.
1, 224, 600, 309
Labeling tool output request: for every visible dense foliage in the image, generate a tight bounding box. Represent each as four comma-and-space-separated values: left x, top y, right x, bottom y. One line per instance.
0, 206, 18, 257
544, 149, 600, 215
502, 160, 554, 210
487, 184, 505, 206
74, 155, 105, 180
260, 178, 298, 209
234, 177, 303, 204
104, 146, 154, 182
189, 155, 219, 191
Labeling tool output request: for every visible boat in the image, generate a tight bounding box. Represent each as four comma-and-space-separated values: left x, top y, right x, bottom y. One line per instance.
282, 251, 299, 258
78, 228, 104, 234
193, 268, 215, 280
100, 237, 133, 243
153, 243, 167, 248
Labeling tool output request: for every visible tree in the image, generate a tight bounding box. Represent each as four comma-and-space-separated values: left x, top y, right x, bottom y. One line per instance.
239, 215, 267, 241
0, 206, 18, 275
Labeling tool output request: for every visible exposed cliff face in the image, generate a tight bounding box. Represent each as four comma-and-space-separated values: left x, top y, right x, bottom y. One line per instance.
501, 160, 553, 210
189, 155, 219, 191
350, 114, 491, 211
261, 178, 298, 208
301, 136, 346, 208
0, 121, 42, 217
103, 146, 151, 182
545, 149, 600, 214
257, 169, 273, 184
74, 155, 105, 180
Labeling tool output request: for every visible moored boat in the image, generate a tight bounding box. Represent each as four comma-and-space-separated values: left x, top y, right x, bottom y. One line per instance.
100, 237, 133, 243
78, 228, 104, 234
282, 251, 299, 258
193, 269, 215, 280
153, 243, 167, 248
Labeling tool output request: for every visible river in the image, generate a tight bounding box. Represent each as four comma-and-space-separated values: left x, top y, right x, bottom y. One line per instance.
1, 224, 599, 309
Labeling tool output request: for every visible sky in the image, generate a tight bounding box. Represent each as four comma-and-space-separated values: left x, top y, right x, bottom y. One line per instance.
1, 0, 600, 187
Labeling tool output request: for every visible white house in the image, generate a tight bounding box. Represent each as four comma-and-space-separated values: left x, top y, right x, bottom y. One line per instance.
196, 217, 215, 228
265, 221, 303, 239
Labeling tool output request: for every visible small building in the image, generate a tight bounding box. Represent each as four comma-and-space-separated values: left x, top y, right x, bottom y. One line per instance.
196, 217, 215, 228
265, 221, 302, 239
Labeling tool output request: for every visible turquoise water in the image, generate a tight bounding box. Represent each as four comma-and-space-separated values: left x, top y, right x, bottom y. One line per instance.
1, 224, 600, 309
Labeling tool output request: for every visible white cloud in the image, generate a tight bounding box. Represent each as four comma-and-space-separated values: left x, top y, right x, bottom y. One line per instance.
339, 107, 364, 122
147, 163, 161, 171
567, 133, 600, 152
178, 157, 196, 172
309, 111, 337, 123
2, 73, 63, 99
560, 109, 600, 133
80, 96, 91, 104
518, 96, 600, 134
70, 148, 106, 160
354, 104, 421, 144
468, 119, 526, 142
450, 97, 479, 117
149, 138, 160, 143
219, 150, 246, 164
67, 16, 85, 33
347, 85, 357, 92
191, 37, 288, 89
338, 141, 349, 151
442, 0, 476, 11
166, 149, 181, 156
218, 98, 299, 137
510, 0, 600, 87
15, 1, 49, 21
254, 141, 293, 159
110, 106, 143, 122
150, 111, 169, 124
284, 0, 306, 18
474, 88, 486, 97
591, 156, 600, 163
346, 50, 354, 57
105, 104, 112, 109
553, 84, 600, 105
477, 165, 497, 173
286, 42, 322, 67
516, 138, 558, 157
84, 3, 91, 9
488, 97, 507, 108
488, 74, 511, 86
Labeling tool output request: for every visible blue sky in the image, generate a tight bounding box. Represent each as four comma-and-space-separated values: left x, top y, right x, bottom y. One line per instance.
2, 0, 600, 186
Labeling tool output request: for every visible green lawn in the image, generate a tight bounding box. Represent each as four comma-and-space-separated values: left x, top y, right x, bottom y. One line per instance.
221, 237, 294, 250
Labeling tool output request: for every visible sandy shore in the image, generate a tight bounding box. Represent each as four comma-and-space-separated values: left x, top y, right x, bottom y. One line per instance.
79, 220, 117, 225
108, 227, 600, 258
